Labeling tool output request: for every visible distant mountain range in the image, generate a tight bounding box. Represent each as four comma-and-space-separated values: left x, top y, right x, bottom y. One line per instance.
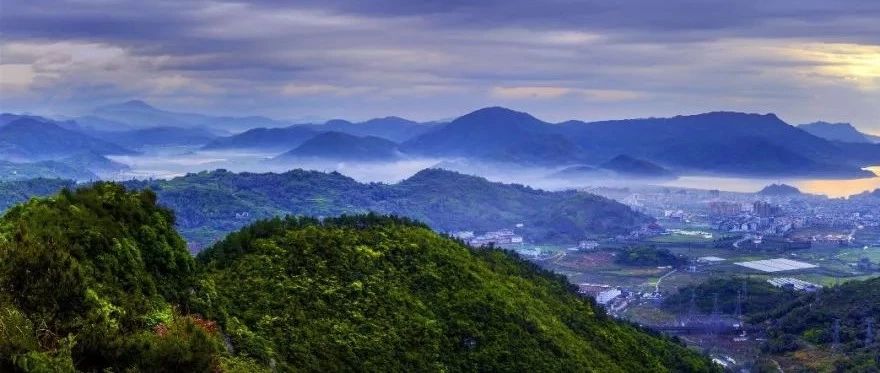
275, 131, 402, 161
310, 116, 443, 142
797, 121, 879, 144
203, 117, 443, 151
403, 108, 878, 177
0, 117, 134, 161
202, 126, 320, 150
86, 100, 285, 133
2, 101, 879, 178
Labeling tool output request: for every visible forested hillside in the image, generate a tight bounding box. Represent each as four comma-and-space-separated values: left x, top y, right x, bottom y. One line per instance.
0, 183, 217, 371
0, 185, 718, 371
750, 277, 880, 371
113, 168, 647, 247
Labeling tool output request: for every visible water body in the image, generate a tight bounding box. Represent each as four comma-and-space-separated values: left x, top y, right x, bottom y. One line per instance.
660, 167, 880, 198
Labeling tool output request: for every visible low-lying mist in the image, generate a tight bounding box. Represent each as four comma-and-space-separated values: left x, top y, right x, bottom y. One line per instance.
105, 148, 683, 190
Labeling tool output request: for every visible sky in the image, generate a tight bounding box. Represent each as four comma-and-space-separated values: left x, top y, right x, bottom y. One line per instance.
1, 0, 879, 131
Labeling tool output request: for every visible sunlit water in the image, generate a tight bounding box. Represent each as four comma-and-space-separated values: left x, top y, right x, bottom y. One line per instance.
660, 166, 880, 198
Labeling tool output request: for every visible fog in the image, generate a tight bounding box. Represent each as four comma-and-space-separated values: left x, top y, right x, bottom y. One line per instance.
103, 148, 880, 198
105, 148, 680, 190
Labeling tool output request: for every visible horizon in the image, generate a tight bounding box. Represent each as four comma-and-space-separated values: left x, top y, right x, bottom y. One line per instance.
7, 98, 879, 135
2, 1, 878, 130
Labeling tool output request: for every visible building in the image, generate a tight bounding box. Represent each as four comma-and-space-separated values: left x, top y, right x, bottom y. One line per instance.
468, 229, 524, 248
578, 240, 600, 251
595, 288, 623, 306
707, 201, 742, 217
767, 277, 822, 292
753, 201, 782, 217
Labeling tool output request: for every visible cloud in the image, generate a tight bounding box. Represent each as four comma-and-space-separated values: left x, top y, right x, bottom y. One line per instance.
491, 87, 646, 102
491, 86, 572, 99
0, 0, 878, 129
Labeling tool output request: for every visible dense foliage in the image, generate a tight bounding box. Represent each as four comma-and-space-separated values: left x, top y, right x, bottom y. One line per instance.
614, 246, 687, 267
0, 185, 716, 372
663, 277, 798, 317
194, 214, 716, 372
0, 183, 226, 371
751, 277, 880, 371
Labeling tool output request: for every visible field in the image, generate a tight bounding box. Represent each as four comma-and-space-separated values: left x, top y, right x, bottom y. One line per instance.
538, 235, 880, 297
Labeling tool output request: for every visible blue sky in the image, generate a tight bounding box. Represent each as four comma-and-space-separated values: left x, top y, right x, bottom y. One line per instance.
1, 0, 878, 131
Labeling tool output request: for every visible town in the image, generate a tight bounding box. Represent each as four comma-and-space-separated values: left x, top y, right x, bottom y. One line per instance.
449, 183, 880, 369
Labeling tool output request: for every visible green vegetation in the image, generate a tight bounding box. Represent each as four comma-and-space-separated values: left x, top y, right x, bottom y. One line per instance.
0, 184, 716, 372
752, 277, 880, 371
0, 178, 75, 211
0, 169, 648, 248
129, 168, 646, 247
615, 246, 688, 267
0, 183, 224, 371
663, 277, 798, 316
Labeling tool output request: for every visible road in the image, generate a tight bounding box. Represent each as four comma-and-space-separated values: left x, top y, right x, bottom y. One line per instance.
654, 269, 677, 293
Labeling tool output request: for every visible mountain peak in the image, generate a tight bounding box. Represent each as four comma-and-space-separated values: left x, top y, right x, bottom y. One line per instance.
457, 106, 540, 123
324, 119, 354, 126
758, 183, 802, 195
120, 99, 156, 110
96, 99, 160, 113
798, 121, 871, 143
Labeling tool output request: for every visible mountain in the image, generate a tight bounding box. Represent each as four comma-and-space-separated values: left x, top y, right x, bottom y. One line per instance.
560, 111, 869, 177
314, 116, 443, 142
86, 126, 218, 149
275, 131, 402, 161
403, 108, 873, 176
0, 151, 128, 181
201, 126, 320, 151
0, 117, 134, 161
0, 185, 716, 371
600, 155, 674, 178
0, 183, 201, 372
401, 107, 583, 165
798, 121, 874, 143
0, 178, 75, 211
757, 183, 802, 196
193, 215, 717, 372
204, 117, 441, 151
109, 168, 650, 247
91, 100, 287, 132
0, 160, 96, 181
547, 165, 609, 179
